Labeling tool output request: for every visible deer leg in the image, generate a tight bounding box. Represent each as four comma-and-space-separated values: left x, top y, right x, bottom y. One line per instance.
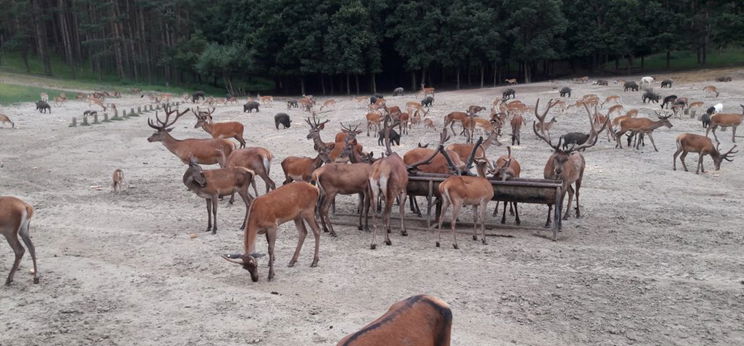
251, 180, 259, 197
698, 155, 705, 174
3, 233, 24, 285
545, 204, 553, 228
205, 199, 213, 232
211, 197, 219, 234
647, 132, 659, 151
711, 127, 721, 144
18, 220, 38, 284
480, 202, 488, 244
615, 131, 624, 148
680, 152, 689, 171
575, 180, 582, 218
472, 205, 479, 240
399, 192, 407, 236
673, 148, 683, 170
266, 230, 276, 281
237, 135, 246, 148
238, 188, 251, 230
323, 193, 337, 237
562, 186, 574, 220
436, 196, 450, 248
514, 203, 521, 225
303, 211, 322, 267
501, 201, 507, 224
450, 202, 462, 249
382, 195, 393, 246
369, 185, 379, 249
733, 126, 737, 143
492, 201, 499, 217
262, 174, 276, 194
289, 218, 307, 267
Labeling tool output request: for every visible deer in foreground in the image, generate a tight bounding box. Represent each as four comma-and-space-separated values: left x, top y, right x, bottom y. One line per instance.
368, 115, 409, 249
491, 146, 521, 225
225, 147, 276, 198
193, 108, 247, 148
614, 112, 673, 151
436, 158, 494, 249
0, 196, 38, 285
0, 114, 14, 128
533, 102, 607, 235
706, 105, 744, 143
112, 169, 124, 193
183, 162, 254, 234
222, 182, 321, 282
147, 105, 234, 167
337, 294, 452, 346
673, 134, 737, 174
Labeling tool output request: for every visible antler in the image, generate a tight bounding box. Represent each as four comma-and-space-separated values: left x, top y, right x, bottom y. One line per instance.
565, 102, 609, 152
148, 106, 190, 130
534, 98, 559, 125
719, 144, 738, 161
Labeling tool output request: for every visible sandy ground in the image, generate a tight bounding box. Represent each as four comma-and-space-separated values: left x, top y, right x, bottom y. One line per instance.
1, 69, 743, 346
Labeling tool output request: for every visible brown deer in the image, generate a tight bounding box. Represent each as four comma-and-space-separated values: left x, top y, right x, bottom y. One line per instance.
337, 295, 452, 346
505, 78, 517, 85
225, 147, 277, 197
491, 146, 521, 225
703, 85, 720, 98
259, 95, 274, 105
147, 106, 234, 167
673, 133, 737, 174
0, 114, 14, 128
533, 103, 607, 235
365, 112, 382, 136
281, 150, 331, 184
193, 108, 247, 148
443, 111, 470, 136
510, 114, 524, 145
320, 99, 336, 111
112, 169, 124, 193
182, 162, 254, 234
0, 196, 38, 285
601, 95, 621, 107
420, 84, 435, 96
615, 112, 673, 151
706, 105, 744, 143
446, 129, 501, 161
532, 98, 561, 138
368, 115, 409, 249
424, 118, 436, 131
222, 182, 321, 282
435, 167, 494, 249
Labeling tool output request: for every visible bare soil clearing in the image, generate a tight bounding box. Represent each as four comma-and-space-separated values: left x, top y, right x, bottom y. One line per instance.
1, 69, 743, 345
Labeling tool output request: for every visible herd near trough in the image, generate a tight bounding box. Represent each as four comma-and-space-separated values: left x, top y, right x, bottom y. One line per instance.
1, 76, 741, 345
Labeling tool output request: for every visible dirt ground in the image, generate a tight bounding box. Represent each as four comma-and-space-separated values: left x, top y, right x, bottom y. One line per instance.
1, 69, 743, 346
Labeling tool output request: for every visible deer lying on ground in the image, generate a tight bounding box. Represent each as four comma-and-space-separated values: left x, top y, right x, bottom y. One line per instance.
533, 102, 607, 234
112, 169, 124, 193
337, 295, 452, 346
673, 134, 737, 174
491, 147, 521, 225
222, 182, 321, 282
193, 108, 246, 148
706, 105, 744, 143
0, 196, 39, 285
226, 147, 276, 197
703, 85, 720, 97
368, 115, 409, 249
0, 114, 14, 128
147, 105, 234, 167
183, 162, 254, 234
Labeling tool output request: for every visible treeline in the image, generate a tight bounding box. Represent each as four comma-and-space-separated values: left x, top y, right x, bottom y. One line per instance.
1, 0, 743, 94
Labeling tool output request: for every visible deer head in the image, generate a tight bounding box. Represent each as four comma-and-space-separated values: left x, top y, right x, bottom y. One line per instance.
713, 144, 738, 170
147, 106, 190, 142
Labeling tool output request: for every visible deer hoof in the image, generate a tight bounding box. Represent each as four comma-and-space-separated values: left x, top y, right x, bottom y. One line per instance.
482, 239, 487, 245
34, 277, 40, 284
436, 242, 440, 247
453, 244, 459, 249
385, 239, 392, 246
310, 260, 318, 267
401, 230, 408, 236
370, 244, 377, 250
329, 231, 338, 237
472, 235, 477, 241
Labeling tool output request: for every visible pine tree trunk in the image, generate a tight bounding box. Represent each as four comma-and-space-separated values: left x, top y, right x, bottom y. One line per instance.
31, 0, 52, 75
411, 71, 417, 91
456, 66, 460, 89
666, 50, 671, 69
480, 65, 484, 88
300, 77, 306, 95
346, 73, 350, 95
371, 73, 377, 94
321, 74, 326, 95
354, 74, 359, 95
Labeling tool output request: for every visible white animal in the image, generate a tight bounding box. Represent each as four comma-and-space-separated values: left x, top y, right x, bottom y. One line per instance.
640, 76, 655, 87
713, 103, 723, 113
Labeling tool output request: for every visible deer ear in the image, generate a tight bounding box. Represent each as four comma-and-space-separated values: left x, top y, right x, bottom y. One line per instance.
166, 128, 174, 132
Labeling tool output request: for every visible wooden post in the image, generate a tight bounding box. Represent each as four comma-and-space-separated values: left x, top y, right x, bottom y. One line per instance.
92, 113, 100, 124
81, 115, 90, 126
69, 117, 77, 127
102, 113, 110, 122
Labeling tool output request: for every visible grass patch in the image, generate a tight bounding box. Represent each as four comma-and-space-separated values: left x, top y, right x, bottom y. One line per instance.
0, 83, 70, 105
0, 51, 274, 95
605, 47, 744, 71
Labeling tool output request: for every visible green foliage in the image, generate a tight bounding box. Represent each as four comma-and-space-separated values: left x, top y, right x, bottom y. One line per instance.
0, 83, 67, 105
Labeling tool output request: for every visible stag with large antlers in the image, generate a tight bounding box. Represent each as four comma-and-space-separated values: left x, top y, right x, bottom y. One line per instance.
673, 134, 737, 174
614, 111, 673, 151
147, 105, 234, 167
533, 101, 608, 231
193, 107, 246, 148
222, 182, 322, 282
368, 114, 409, 249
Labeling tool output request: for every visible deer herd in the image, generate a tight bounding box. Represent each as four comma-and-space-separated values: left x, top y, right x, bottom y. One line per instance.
1, 74, 740, 344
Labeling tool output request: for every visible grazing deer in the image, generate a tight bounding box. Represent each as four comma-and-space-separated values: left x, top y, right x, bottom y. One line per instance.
226, 147, 276, 197
112, 169, 124, 193
193, 108, 246, 148
88, 96, 107, 111
368, 115, 408, 249
0, 196, 38, 285
505, 78, 517, 85
406, 101, 423, 115
615, 112, 673, 151
706, 105, 744, 143
183, 162, 254, 234
601, 95, 621, 107
491, 147, 521, 225
436, 165, 494, 249
703, 85, 720, 98
0, 114, 14, 128
337, 295, 452, 346
320, 99, 336, 111
147, 106, 234, 167
424, 118, 436, 131
533, 103, 607, 234
673, 134, 737, 174
222, 182, 321, 282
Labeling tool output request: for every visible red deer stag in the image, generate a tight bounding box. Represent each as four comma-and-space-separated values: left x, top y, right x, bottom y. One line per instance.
706, 105, 743, 143
193, 108, 247, 148
615, 111, 673, 151
673, 133, 737, 174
